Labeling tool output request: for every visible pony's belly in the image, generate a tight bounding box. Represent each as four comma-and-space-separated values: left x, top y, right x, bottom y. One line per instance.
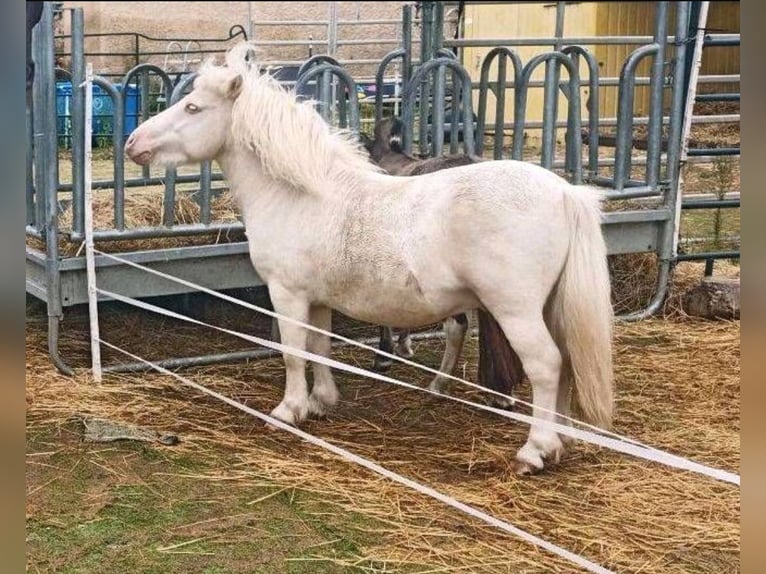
323, 284, 476, 329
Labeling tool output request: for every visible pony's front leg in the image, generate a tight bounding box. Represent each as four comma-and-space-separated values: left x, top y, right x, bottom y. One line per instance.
268, 284, 312, 425
307, 305, 339, 417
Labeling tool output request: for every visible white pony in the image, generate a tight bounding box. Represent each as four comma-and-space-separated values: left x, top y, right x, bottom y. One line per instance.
125, 45, 614, 474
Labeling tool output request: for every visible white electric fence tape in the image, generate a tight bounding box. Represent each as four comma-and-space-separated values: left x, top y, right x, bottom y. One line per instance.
92, 249, 655, 451
98, 338, 616, 574
96, 283, 740, 486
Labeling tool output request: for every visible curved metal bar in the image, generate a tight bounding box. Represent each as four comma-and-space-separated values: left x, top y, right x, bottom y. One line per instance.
645, 2, 669, 189
228, 24, 248, 41
296, 63, 360, 133
435, 48, 457, 60
561, 46, 600, 178
374, 48, 405, 126
89, 76, 125, 230
617, 259, 672, 322
170, 72, 198, 103
477, 47, 523, 159
118, 65, 179, 227
512, 52, 582, 181
431, 66, 446, 155
613, 44, 659, 189
54, 67, 72, 80
402, 58, 474, 156
296, 54, 341, 80
49, 316, 75, 375
121, 63, 175, 105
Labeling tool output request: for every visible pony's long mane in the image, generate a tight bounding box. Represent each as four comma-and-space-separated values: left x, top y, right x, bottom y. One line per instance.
214, 44, 379, 194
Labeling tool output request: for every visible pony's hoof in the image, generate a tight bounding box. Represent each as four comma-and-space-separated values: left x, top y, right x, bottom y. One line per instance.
373, 358, 393, 372
395, 342, 414, 358
511, 459, 541, 476
488, 395, 516, 410
513, 436, 564, 475
269, 401, 308, 426
427, 380, 447, 395
308, 387, 339, 417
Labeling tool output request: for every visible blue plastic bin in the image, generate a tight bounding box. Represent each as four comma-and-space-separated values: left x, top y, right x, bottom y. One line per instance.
55, 80, 141, 147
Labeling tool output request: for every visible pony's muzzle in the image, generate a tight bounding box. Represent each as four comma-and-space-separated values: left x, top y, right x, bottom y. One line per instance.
125, 132, 152, 165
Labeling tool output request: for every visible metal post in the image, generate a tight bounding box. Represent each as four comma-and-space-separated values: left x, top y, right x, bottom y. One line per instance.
71, 8, 85, 236
541, 1, 566, 168
140, 71, 150, 180
621, 1, 690, 321
419, 2, 436, 156
645, 1, 668, 188
402, 4, 412, 87
36, 3, 73, 375
26, 92, 35, 227
327, 1, 338, 56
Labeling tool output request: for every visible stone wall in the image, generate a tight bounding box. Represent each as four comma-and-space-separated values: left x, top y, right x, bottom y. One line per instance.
59, 1, 413, 78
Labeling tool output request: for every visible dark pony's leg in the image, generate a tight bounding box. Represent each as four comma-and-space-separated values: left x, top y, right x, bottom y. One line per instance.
374, 326, 395, 371
395, 330, 414, 358
477, 309, 525, 408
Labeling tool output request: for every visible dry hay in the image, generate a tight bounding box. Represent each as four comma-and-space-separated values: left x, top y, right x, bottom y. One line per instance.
609, 255, 741, 317
26, 288, 739, 573
26, 187, 245, 256
609, 255, 739, 317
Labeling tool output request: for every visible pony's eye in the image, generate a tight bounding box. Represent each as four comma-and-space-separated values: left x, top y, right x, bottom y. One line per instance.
185, 103, 200, 114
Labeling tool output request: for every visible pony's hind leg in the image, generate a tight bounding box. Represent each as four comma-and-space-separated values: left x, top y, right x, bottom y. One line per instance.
374, 326, 395, 371
268, 284, 312, 425
307, 305, 339, 417
395, 330, 414, 358
493, 312, 564, 475
555, 356, 575, 446
428, 314, 468, 393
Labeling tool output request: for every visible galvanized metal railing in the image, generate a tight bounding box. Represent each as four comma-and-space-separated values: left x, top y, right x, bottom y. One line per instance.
296, 63, 361, 132
28, 1, 733, 373
401, 57, 476, 158
676, 1, 740, 274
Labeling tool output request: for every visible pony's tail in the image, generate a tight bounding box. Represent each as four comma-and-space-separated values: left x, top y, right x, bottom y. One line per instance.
548, 186, 614, 429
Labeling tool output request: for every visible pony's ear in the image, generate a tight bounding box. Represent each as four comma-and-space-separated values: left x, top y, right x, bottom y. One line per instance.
226, 74, 244, 100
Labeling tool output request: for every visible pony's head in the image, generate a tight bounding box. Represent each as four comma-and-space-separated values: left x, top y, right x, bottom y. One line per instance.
362, 117, 407, 163
127, 43, 378, 192
126, 57, 246, 167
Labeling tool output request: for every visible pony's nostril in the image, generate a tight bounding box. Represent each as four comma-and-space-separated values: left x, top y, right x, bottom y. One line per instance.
125, 132, 136, 149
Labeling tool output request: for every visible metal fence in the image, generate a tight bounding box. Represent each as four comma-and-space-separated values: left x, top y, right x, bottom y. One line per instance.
27, 1, 739, 373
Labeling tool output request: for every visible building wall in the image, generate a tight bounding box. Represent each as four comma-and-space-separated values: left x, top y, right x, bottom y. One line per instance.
59, 1, 409, 78
462, 2, 598, 126
698, 1, 740, 94
462, 2, 739, 129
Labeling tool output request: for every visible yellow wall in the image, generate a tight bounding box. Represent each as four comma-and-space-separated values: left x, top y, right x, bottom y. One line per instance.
462, 2, 739, 132
699, 1, 740, 94
463, 2, 598, 127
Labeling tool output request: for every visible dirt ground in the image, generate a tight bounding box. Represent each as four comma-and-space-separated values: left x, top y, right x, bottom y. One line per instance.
27, 287, 740, 573
29, 73, 740, 574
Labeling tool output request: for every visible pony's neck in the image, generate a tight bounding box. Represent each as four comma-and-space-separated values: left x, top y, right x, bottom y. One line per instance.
228, 76, 379, 196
